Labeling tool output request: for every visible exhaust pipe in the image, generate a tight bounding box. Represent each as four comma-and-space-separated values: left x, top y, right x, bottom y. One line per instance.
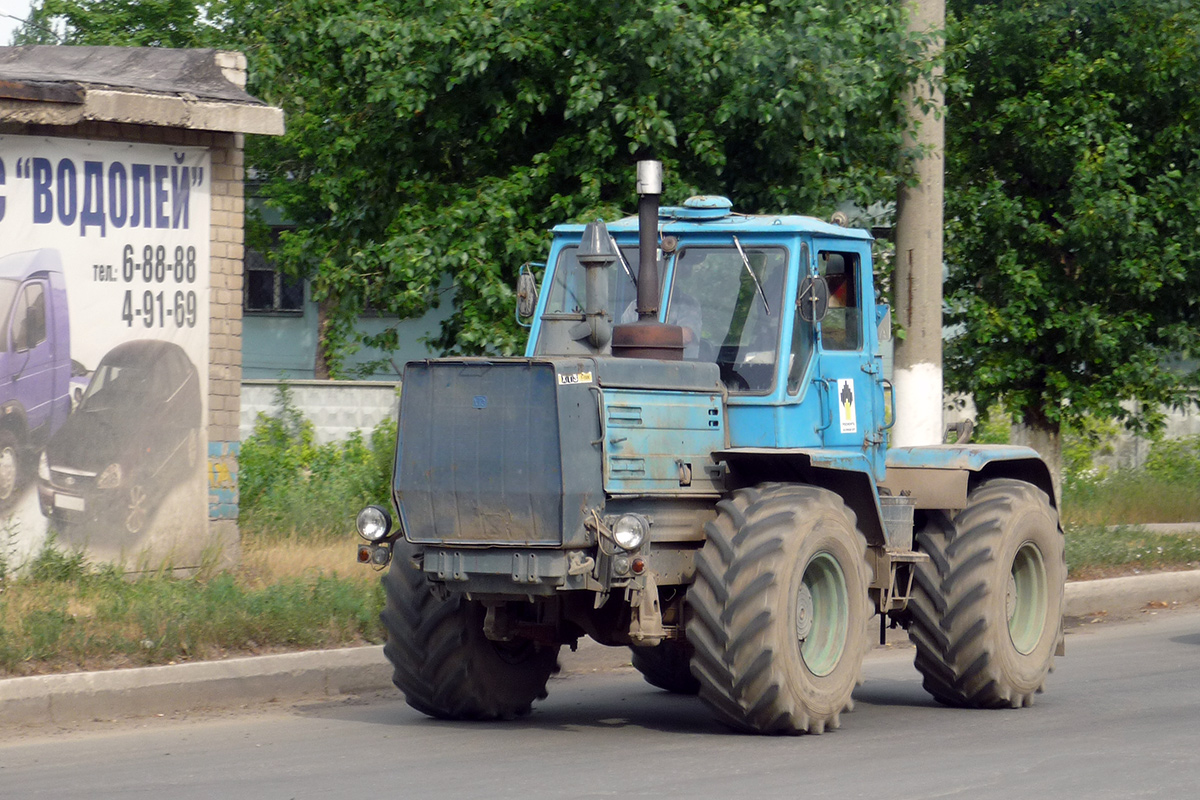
611, 160, 684, 360
635, 160, 662, 321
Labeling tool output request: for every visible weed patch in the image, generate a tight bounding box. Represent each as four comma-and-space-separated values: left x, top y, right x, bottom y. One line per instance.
1065, 524, 1200, 580
0, 537, 383, 677
238, 384, 395, 538
1063, 434, 1200, 526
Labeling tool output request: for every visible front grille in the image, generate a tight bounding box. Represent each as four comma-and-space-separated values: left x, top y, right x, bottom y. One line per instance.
397, 361, 564, 546
49, 467, 97, 492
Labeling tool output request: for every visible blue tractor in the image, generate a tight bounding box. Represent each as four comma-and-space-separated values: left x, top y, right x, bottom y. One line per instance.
357, 162, 1065, 735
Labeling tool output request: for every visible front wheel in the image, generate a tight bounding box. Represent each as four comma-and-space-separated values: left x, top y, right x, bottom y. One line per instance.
686, 484, 870, 735
380, 543, 560, 720
907, 479, 1065, 708
124, 484, 148, 534
0, 430, 20, 504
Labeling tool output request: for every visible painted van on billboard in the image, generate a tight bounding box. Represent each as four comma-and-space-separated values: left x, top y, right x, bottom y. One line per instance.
0, 248, 71, 505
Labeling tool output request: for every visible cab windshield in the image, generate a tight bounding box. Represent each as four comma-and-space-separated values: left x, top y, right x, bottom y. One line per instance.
534, 240, 788, 393
670, 245, 788, 393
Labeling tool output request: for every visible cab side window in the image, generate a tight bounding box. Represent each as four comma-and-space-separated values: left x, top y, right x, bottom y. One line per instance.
818, 252, 861, 351
12, 283, 46, 352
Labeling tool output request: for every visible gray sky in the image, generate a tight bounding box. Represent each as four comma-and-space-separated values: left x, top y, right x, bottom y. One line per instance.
1, 0, 33, 45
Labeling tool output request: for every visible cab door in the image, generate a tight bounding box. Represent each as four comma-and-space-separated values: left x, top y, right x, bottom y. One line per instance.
811, 241, 885, 479
8, 279, 55, 435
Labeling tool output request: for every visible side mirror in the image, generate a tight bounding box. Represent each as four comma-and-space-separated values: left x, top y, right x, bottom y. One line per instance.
516, 264, 539, 319
876, 304, 892, 343
797, 275, 829, 323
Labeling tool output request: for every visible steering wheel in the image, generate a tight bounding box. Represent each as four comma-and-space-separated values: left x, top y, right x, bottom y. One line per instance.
719, 363, 750, 391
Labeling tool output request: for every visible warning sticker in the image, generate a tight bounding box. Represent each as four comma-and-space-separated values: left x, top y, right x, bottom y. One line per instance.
558, 371, 594, 386
837, 379, 857, 434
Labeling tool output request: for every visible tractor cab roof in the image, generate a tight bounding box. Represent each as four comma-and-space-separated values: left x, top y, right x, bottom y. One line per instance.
552, 196, 873, 242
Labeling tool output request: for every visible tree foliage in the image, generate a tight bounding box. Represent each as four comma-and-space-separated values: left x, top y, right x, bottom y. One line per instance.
944, 0, 1200, 442
19, 0, 928, 374
15, 0, 230, 46
17, 1, 927, 375
240, 0, 926, 373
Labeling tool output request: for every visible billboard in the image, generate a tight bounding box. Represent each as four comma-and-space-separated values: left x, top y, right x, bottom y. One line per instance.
0, 134, 210, 568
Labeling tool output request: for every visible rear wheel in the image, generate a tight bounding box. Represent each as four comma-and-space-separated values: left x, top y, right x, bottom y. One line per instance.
380, 543, 560, 720
908, 479, 1065, 708
631, 641, 700, 695
686, 484, 870, 734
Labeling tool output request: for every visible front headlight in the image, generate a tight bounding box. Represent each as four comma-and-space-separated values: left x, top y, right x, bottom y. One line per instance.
356, 505, 393, 542
612, 514, 649, 551
97, 463, 123, 489
38, 452, 49, 482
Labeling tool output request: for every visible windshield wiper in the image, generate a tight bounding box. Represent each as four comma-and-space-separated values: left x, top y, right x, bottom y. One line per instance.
610, 234, 637, 289
732, 235, 770, 316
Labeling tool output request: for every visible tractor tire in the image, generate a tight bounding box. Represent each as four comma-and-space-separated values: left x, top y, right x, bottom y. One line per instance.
908, 478, 1065, 709
631, 641, 701, 695
380, 543, 560, 720
686, 483, 870, 735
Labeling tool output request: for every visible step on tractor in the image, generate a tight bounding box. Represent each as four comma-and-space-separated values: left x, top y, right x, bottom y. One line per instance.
356, 162, 1066, 735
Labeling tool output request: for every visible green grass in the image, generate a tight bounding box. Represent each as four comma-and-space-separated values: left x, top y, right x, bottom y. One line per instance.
1058, 435, 1200, 576
237, 384, 396, 540
1064, 524, 1200, 580
1062, 472, 1200, 527
0, 534, 383, 677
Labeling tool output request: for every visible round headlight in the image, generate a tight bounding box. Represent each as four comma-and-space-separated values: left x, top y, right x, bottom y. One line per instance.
356, 505, 393, 542
97, 463, 123, 489
612, 514, 648, 551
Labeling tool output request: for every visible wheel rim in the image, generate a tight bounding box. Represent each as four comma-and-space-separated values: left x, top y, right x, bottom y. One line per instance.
125, 485, 148, 533
0, 446, 16, 500
796, 551, 850, 677
1007, 541, 1048, 655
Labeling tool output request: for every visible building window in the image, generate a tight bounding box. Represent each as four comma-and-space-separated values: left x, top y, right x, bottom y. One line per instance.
245, 248, 305, 313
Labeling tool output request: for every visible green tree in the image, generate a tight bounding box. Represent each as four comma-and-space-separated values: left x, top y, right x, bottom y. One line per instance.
944, 0, 1200, 477
15, 0, 230, 46
242, 0, 928, 375
17, 0, 929, 375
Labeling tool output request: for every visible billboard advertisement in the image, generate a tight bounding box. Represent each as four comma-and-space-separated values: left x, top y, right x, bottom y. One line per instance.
0, 134, 210, 568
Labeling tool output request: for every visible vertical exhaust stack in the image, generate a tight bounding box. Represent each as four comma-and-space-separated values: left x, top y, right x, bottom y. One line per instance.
611, 160, 685, 360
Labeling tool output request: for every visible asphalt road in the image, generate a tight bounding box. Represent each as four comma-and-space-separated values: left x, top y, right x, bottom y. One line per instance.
3, 608, 1199, 800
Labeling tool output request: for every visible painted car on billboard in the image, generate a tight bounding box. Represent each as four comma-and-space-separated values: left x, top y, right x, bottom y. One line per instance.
0, 249, 72, 506
38, 339, 201, 535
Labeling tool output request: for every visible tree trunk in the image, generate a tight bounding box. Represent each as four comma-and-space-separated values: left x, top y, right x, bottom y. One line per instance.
1011, 410, 1062, 507
314, 295, 335, 380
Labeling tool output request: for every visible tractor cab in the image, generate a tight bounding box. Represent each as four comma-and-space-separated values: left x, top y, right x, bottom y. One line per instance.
526, 197, 890, 480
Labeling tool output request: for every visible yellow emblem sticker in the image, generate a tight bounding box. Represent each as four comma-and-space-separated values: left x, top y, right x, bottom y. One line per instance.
558, 371, 594, 385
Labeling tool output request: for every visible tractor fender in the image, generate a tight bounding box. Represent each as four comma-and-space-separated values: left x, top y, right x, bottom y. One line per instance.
882, 445, 1057, 511
715, 448, 887, 547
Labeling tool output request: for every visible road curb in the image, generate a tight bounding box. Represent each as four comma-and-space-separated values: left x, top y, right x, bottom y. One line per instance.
1064, 569, 1200, 618
3, 570, 1199, 728
0, 646, 392, 728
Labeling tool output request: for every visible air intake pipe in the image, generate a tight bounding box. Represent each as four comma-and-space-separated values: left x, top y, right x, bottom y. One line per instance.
570, 219, 615, 348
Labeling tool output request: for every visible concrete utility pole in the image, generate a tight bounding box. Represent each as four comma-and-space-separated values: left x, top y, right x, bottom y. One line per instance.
892, 0, 946, 447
